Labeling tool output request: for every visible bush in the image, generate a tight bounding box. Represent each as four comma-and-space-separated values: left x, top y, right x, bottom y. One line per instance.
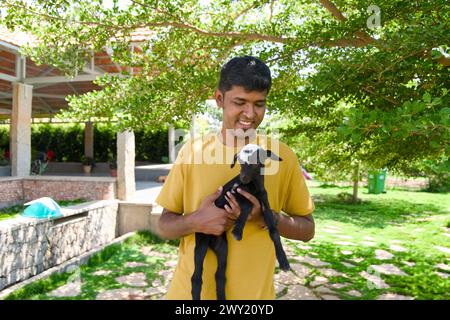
0, 123, 168, 163
0, 148, 8, 166
0, 125, 8, 151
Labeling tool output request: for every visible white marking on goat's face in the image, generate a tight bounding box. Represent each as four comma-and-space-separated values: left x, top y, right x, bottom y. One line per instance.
236, 144, 265, 183
237, 144, 262, 165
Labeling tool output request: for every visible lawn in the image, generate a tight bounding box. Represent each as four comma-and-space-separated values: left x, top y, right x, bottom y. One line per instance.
281, 185, 450, 300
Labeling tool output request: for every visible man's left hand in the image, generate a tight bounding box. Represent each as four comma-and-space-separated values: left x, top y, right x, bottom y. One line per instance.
224, 188, 265, 228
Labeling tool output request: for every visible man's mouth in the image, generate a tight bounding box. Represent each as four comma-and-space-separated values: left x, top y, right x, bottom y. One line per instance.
238, 120, 253, 128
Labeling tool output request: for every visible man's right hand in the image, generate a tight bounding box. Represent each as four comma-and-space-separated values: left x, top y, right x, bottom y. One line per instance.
188, 187, 228, 236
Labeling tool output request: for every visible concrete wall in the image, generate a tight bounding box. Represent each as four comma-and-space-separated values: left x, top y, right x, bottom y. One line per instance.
118, 202, 163, 237
0, 200, 119, 291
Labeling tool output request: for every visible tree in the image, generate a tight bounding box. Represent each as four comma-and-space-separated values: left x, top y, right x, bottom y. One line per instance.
1, 0, 449, 192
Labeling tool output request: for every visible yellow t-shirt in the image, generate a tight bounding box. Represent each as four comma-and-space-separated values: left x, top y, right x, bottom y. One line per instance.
156, 133, 314, 300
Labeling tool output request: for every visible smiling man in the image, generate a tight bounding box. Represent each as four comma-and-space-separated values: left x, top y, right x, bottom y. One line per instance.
156, 56, 315, 300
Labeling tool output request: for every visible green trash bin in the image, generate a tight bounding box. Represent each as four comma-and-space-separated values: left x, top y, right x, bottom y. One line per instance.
368, 170, 387, 194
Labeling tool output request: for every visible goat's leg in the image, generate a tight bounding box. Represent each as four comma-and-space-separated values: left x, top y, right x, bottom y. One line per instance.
232, 201, 252, 241
211, 233, 228, 300
260, 196, 290, 271
191, 233, 210, 300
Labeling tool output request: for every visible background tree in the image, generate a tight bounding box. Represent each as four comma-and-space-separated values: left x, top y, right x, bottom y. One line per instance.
1, 0, 448, 195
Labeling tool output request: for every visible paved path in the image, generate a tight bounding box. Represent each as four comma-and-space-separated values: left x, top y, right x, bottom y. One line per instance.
46, 238, 441, 300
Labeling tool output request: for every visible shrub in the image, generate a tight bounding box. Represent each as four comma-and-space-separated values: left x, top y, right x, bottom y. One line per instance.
0, 123, 168, 163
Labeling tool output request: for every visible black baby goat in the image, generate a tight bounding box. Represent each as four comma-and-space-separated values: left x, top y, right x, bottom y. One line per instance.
191, 144, 290, 300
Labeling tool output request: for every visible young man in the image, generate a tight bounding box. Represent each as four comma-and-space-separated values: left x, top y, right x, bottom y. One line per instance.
156, 56, 315, 300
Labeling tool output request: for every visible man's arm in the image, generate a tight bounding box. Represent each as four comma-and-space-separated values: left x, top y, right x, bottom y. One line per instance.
158, 188, 230, 240
158, 209, 195, 240
276, 213, 315, 242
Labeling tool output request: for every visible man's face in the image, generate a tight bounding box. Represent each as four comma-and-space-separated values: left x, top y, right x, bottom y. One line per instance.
215, 85, 267, 133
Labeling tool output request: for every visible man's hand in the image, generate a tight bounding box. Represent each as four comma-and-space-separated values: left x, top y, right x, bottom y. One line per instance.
223, 188, 266, 228
187, 187, 228, 236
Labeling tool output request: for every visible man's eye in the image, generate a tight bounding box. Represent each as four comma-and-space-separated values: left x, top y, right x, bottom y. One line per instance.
256, 104, 266, 108
235, 102, 245, 106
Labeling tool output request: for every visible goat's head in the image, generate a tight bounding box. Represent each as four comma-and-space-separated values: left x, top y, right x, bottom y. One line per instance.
231, 144, 282, 184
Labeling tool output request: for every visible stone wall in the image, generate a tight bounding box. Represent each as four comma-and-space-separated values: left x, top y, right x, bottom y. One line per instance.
0, 176, 116, 205
0, 200, 119, 291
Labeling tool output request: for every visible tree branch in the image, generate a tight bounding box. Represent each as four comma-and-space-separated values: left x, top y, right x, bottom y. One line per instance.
362, 86, 399, 106
129, 0, 187, 25
437, 56, 450, 67
269, 0, 275, 24
319, 0, 347, 22
139, 21, 291, 43
8, 0, 446, 69
3, 0, 117, 30
319, 0, 448, 67
232, 2, 257, 21
319, 0, 378, 47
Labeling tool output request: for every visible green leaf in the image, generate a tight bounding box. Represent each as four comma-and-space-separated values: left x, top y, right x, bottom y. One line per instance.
431, 98, 442, 106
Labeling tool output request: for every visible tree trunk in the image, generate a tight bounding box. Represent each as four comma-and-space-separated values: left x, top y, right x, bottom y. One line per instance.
352, 163, 359, 203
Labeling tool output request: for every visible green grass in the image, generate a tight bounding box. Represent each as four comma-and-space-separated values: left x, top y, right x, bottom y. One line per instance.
0, 199, 87, 221
309, 186, 449, 249
0, 205, 22, 221
283, 185, 450, 300
3, 231, 178, 300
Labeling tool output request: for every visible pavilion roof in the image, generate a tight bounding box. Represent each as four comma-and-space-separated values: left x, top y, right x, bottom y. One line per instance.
0, 26, 151, 120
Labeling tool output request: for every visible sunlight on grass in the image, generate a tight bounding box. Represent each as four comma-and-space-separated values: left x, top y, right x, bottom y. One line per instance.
286, 186, 450, 300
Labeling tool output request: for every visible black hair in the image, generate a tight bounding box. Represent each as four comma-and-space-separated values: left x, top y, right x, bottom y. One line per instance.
218, 56, 272, 94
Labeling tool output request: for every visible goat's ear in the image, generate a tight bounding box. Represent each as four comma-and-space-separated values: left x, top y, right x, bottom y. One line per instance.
231, 153, 238, 168
266, 150, 283, 162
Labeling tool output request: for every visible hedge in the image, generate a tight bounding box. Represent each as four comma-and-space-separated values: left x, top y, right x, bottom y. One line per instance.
0, 123, 168, 163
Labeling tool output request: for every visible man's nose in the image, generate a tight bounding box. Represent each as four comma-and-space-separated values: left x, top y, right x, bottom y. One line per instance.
242, 104, 256, 119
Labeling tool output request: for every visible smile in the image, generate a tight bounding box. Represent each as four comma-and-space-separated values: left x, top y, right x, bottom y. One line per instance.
238, 120, 253, 126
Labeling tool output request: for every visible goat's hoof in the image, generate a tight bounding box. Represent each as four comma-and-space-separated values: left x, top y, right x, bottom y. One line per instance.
280, 262, 290, 271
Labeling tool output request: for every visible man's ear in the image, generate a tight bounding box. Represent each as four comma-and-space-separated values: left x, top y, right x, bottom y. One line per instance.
215, 89, 224, 108
231, 153, 238, 168
266, 150, 283, 162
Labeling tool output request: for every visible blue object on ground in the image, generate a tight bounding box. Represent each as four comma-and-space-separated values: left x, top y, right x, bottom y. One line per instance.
21, 197, 63, 219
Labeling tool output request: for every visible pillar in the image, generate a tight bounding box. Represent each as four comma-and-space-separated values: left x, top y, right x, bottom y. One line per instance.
10, 83, 32, 177
117, 130, 135, 200
168, 126, 176, 163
